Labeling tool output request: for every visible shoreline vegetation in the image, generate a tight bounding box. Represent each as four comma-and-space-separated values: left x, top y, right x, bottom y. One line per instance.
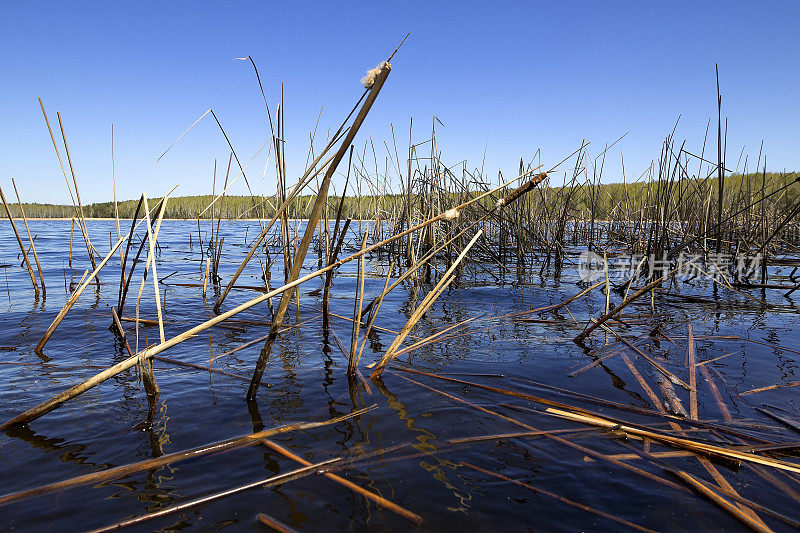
7, 172, 799, 220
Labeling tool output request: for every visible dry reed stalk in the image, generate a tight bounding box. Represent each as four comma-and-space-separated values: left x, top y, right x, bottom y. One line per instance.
152, 355, 264, 381
756, 408, 800, 435
568, 350, 621, 377
322, 161, 352, 328
110, 306, 125, 339
323, 219, 351, 328
447, 427, 598, 445
353, 263, 394, 366
38, 98, 98, 271
132, 194, 168, 394
142, 195, 167, 343
461, 462, 656, 533
11, 178, 45, 296
584, 450, 696, 461
392, 315, 481, 358
88, 458, 342, 533
620, 353, 771, 524
654, 369, 689, 417
57, 111, 100, 276
208, 314, 321, 362
348, 230, 369, 375
541, 279, 605, 315
212, 134, 345, 312
246, 63, 393, 399
0, 406, 374, 507
0, 186, 39, 296
202, 257, 210, 298
68, 217, 74, 268
116, 195, 144, 314
111, 123, 123, 266
261, 439, 423, 525
369, 230, 483, 379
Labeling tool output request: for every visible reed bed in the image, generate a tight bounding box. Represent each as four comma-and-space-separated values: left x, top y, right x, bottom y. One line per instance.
1, 50, 800, 531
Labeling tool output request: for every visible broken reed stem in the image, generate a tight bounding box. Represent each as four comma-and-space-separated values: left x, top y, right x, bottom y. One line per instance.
370, 230, 483, 379
0, 186, 39, 297
11, 178, 45, 297
262, 439, 423, 525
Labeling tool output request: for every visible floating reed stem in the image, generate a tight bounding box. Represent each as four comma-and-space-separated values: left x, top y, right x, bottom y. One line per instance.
262, 439, 423, 525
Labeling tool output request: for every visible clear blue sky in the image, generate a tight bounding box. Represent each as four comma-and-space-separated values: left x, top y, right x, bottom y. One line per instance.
1, 1, 798, 204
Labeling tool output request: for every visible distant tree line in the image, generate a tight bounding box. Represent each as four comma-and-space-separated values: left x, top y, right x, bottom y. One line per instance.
4, 172, 797, 221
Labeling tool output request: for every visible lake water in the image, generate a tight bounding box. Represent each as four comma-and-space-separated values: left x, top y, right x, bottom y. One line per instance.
1, 219, 800, 531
